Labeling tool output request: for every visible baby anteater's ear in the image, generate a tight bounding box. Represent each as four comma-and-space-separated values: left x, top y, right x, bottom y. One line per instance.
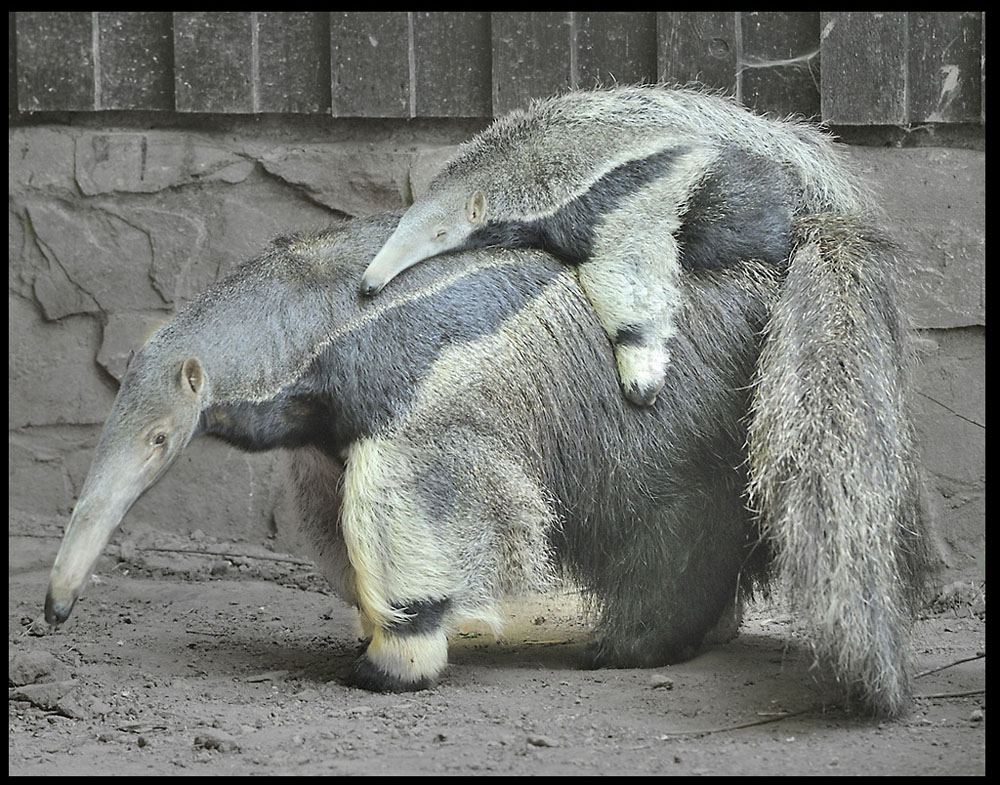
180, 357, 204, 396
466, 190, 487, 225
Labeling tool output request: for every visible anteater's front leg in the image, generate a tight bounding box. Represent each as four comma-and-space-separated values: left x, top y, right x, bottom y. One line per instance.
338, 438, 458, 692
346, 599, 451, 692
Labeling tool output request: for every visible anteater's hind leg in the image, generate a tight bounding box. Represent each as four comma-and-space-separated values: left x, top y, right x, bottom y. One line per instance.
580, 475, 756, 669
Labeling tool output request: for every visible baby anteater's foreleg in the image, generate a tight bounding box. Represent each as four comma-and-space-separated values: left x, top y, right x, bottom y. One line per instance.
577, 232, 683, 406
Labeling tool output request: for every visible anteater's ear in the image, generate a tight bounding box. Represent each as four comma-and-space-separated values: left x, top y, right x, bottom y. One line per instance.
466, 190, 487, 225
180, 357, 204, 396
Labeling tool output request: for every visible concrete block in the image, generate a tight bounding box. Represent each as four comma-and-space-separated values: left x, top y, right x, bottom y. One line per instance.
8, 127, 77, 192
259, 145, 412, 216
913, 328, 985, 571
8, 429, 88, 518
845, 146, 985, 329
75, 133, 255, 196
26, 200, 173, 318
9, 294, 113, 428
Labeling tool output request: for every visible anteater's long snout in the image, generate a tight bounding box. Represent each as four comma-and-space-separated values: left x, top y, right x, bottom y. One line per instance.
44, 586, 78, 626
361, 220, 448, 297
360, 239, 415, 297
44, 465, 147, 626
359, 276, 385, 297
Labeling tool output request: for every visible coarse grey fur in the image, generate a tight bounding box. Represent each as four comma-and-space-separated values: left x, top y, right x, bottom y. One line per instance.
45, 211, 928, 718
748, 213, 930, 719
361, 85, 872, 406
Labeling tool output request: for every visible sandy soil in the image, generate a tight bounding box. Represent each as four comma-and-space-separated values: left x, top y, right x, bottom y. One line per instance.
9, 524, 985, 777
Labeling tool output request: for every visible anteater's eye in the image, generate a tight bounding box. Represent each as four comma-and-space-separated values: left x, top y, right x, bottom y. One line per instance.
152, 433, 167, 446
435, 228, 448, 239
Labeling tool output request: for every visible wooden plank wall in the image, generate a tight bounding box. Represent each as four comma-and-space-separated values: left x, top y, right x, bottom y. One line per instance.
11, 11, 985, 123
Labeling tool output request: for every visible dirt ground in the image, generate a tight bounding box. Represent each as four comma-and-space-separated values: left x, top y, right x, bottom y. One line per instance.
9, 520, 985, 777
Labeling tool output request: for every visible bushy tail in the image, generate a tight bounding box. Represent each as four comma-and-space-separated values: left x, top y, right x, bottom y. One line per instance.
747, 214, 931, 718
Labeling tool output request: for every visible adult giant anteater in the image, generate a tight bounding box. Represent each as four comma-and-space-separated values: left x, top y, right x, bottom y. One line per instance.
45, 211, 928, 718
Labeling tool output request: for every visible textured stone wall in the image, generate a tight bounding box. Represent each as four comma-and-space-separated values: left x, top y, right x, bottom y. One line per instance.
8, 122, 985, 580
850, 147, 985, 578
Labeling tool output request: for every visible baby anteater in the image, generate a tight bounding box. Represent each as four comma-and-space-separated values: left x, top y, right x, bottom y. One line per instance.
361, 85, 869, 405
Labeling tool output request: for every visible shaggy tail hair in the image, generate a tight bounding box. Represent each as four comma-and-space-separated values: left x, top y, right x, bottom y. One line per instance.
748, 213, 931, 718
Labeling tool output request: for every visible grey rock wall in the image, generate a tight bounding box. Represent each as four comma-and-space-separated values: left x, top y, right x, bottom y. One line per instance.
8, 123, 984, 580
846, 147, 985, 576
